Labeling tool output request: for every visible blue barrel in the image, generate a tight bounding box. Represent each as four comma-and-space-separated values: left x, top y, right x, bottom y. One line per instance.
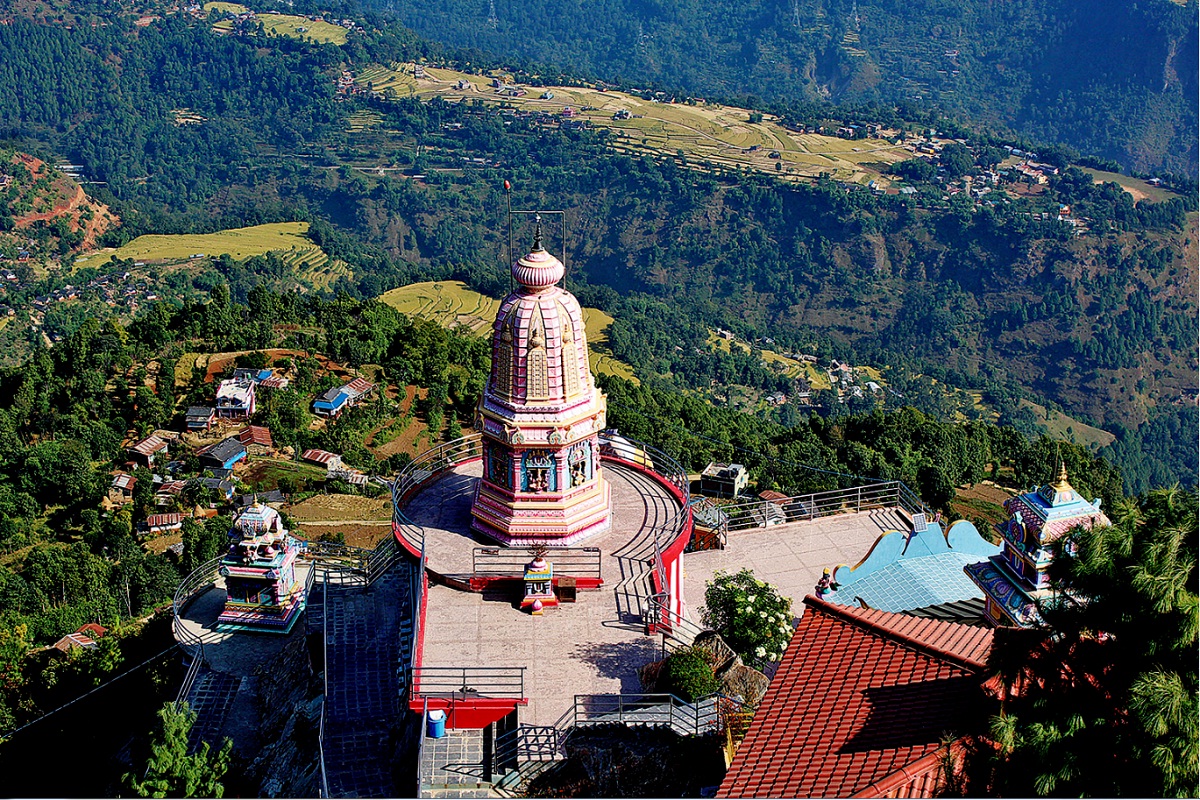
427, 709, 446, 738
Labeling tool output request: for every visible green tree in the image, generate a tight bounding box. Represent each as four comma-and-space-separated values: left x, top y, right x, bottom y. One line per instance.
127, 703, 232, 798
978, 488, 1199, 797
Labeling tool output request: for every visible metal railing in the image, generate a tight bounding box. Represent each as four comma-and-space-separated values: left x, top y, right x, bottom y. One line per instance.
568, 692, 745, 738
416, 697, 430, 796
408, 666, 526, 699
471, 546, 602, 580
317, 564, 331, 799
597, 434, 693, 608
721, 480, 929, 533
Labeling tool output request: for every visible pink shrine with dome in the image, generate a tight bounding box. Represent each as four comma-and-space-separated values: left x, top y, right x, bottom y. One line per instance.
470, 224, 612, 545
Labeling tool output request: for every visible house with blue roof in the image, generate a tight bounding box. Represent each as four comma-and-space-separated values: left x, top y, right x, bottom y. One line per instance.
823, 517, 1002, 623
198, 437, 248, 472
313, 385, 351, 417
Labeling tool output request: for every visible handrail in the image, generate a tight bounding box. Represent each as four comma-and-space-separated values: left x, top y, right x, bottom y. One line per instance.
171, 553, 226, 663
472, 546, 602, 579
407, 666, 526, 699
718, 480, 928, 532
568, 692, 746, 737
416, 697, 430, 796
317, 564, 331, 799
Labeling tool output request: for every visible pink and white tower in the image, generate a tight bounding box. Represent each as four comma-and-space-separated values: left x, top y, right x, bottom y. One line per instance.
471, 222, 611, 545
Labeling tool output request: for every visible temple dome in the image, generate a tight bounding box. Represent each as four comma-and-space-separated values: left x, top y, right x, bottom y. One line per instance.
489, 241, 593, 407
512, 247, 565, 291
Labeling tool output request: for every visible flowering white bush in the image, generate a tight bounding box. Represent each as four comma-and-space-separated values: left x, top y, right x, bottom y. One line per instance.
702, 569, 795, 664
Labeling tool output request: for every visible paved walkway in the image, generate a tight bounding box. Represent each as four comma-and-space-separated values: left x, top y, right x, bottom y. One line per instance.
415, 463, 682, 726
321, 568, 408, 798
419, 729, 492, 798
681, 508, 912, 623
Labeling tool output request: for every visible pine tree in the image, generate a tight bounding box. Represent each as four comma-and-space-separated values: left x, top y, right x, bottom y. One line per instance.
979, 488, 1199, 797
126, 703, 232, 798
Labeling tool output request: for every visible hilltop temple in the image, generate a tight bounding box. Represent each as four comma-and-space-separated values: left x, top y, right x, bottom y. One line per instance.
964, 464, 1109, 627
470, 220, 612, 545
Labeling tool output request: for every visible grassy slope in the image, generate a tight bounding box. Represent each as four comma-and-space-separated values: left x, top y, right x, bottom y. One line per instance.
378, 280, 638, 383
203, 2, 347, 44
360, 63, 910, 185
75, 221, 329, 268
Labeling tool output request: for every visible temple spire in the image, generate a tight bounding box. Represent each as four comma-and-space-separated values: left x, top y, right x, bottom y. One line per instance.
532, 214, 544, 252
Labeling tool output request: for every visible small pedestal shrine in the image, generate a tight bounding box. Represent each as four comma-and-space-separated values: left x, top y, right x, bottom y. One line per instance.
471, 222, 611, 545
217, 502, 306, 633
964, 465, 1110, 627
521, 555, 558, 615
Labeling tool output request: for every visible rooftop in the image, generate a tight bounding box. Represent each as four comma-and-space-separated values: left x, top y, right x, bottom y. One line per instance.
827, 520, 1001, 613
718, 596, 993, 798
129, 435, 169, 457
199, 437, 246, 464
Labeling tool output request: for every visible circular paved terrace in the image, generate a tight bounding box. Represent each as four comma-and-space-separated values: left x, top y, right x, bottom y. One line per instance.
405, 461, 686, 726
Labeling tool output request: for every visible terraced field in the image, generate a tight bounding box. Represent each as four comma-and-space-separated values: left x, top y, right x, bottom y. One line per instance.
379, 280, 638, 382
203, 3, 348, 44
75, 222, 350, 290
378, 64, 910, 185
77, 222, 318, 266
355, 64, 419, 98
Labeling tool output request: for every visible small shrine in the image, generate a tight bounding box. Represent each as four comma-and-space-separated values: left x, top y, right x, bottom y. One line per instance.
964, 464, 1110, 627
471, 220, 611, 545
521, 553, 558, 615
217, 502, 306, 633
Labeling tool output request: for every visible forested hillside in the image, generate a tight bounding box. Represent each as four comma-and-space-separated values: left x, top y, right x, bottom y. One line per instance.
0, 3, 1194, 496
366, 0, 1199, 175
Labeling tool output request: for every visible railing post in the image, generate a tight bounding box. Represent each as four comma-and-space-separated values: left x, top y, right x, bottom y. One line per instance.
857, 486, 862, 513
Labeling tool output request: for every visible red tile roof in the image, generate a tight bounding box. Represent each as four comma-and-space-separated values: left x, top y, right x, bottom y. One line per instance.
302, 448, 339, 465
718, 596, 993, 799
76, 623, 107, 639
238, 425, 273, 447
146, 513, 185, 528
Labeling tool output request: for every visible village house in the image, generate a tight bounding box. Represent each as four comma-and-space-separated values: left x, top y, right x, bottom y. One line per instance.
185, 406, 216, 432
699, 462, 749, 498
215, 377, 256, 419
108, 473, 136, 506
189, 476, 236, 502
301, 448, 343, 471
237, 489, 286, 508
238, 425, 273, 455
128, 435, 169, 468
51, 623, 108, 654
154, 479, 187, 507
198, 437, 248, 471
312, 377, 375, 418
145, 512, 185, 535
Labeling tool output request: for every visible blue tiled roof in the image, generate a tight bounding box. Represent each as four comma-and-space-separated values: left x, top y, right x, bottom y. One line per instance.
828, 551, 995, 612
827, 520, 1003, 613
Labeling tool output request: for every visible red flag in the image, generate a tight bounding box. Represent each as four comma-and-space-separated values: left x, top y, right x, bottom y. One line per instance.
503, 180, 511, 191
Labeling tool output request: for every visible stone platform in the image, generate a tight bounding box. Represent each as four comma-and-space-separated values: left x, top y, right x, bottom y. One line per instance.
405, 461, 679, 588
680, 507, 914, 623
409, 461, 683, 726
